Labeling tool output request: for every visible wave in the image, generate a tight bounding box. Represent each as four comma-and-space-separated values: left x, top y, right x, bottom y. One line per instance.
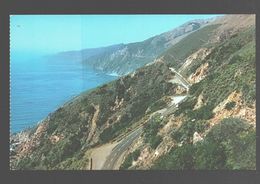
107, 72, 120, 77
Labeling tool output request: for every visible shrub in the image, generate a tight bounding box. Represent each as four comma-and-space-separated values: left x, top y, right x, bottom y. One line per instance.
225, 129, 256, 169
195, 120, 210, 133
172, 120, 195, 143
174, 97, 197, 116
225, 101, 236, 110
99, 113, 132, 143
165, 118, 255, 170
196, 118, 255, 170
194, 140, 227, 169
143, 114, 163, 149
143, 115, 162, 139
151, 144, 194, 170
120, 149, 141, 169
188, 104, 214, 120
189, 82, 203, 96
149, 99, 168, 113
150, 135, 163, 149
206, 118, 250, 142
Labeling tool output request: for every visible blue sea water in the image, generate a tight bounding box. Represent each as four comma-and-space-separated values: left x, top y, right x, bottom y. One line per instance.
10, 53, 118, 133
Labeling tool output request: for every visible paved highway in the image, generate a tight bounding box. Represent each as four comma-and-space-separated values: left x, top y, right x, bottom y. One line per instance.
101, 67, 191, 170
169, 67, 191, 90
102, 127, 143, 170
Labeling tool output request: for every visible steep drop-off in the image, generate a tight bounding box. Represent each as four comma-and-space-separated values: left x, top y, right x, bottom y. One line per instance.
10, 15, 256, 170
49, 19, 211, 75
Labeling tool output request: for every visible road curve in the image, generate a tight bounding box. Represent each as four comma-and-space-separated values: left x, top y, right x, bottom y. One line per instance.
169, 67, 191, 89
101, 67, 191, 170
102, 127, 143, 170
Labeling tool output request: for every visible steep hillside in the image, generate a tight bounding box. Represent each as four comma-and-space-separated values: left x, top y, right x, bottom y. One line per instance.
119, 15, 256, 170
47, 44, 125, 64
160, 24, 220, 69
10, 60, 181, 170
10, 15, 255, 170
50, 19, 211, 75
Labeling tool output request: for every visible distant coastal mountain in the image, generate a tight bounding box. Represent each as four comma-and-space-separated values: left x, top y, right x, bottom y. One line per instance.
11, 15, 256, 170
49, 19, 212, 75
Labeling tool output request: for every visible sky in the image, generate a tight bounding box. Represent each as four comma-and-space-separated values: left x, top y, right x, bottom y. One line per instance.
10, 14, 221, 55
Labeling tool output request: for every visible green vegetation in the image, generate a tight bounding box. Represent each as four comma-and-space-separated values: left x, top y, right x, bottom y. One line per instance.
174, 97, 214, 120
152, 118, 255, 170
53, 152, 89, 170
194, 139, 227, 169
150, 135, 163, 149
171, 118, 207, 144
162, 24, 220, 69
12, 18, 255, 171
143, 114, 163, 149
99, 62, 175, 143
99, 112, 132, 143
225, 101, 236, 110
120, 149, 141, 170
171, 118, 209, 143
189, 27, 255, 107
15, 134, 84, 170
14, 61, 176, 170
158, 27, 256, 171
196, 118, 255, 170
194, 120, 210, 134
182, 58, 204, 78
188, 104, 215, 120
84, 21, 205, 75
148, 98, 168, 113
151, 144, 194, 170
174, 97, 197, 116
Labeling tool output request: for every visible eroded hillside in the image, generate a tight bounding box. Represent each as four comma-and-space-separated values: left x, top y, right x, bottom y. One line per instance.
119, 15, 256, 170
10, 15, 256, 170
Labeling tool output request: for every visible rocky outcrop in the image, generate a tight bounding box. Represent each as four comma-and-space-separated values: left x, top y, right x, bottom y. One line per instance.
188, 62, 209, 84
211, 15, 255, 43
193, 132, 203, 144
179, 48, 212, 73
174, 85, 187, 95
11, 15, 256, 171
209, 91, 255, 128
213, 91, 242, 114
86, 105, 100, 142
49, 134, 64, 144
52, 20, 209, 75
111, 96, 124, 111
193, 94, 205, 110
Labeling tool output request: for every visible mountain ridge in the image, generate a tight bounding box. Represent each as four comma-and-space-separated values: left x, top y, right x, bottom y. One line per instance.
10, 15, 256, 170
49, 18, 213, 75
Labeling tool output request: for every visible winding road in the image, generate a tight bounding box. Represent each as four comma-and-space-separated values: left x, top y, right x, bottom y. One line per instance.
169, 67, 191, 90
99, 67, 191, 170
102, 127, 143, 169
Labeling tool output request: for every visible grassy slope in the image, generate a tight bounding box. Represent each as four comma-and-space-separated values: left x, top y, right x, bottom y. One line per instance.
189, 27, 255, 106
150, 27, 256, 170
13, 23, 256, 171
13, 62, 177, 170
85, 21, 208, 75
151, 118, 255, 170
161, 24, 220, 69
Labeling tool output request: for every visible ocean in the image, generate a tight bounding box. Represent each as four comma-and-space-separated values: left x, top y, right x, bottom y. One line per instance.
10, 53, 118, 133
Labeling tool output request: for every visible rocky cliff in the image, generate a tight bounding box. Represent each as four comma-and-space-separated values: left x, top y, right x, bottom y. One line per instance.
10, 15, 256, 170
50, 19, 211, 75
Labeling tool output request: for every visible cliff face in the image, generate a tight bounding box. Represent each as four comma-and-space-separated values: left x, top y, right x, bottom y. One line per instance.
120, 15, 256, 170
11, 15, 256, 170
50, 19, 210, 75
11, 60, 180, 170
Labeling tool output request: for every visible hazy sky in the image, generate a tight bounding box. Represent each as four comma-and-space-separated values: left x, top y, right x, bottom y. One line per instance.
10, 14, 221, 54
